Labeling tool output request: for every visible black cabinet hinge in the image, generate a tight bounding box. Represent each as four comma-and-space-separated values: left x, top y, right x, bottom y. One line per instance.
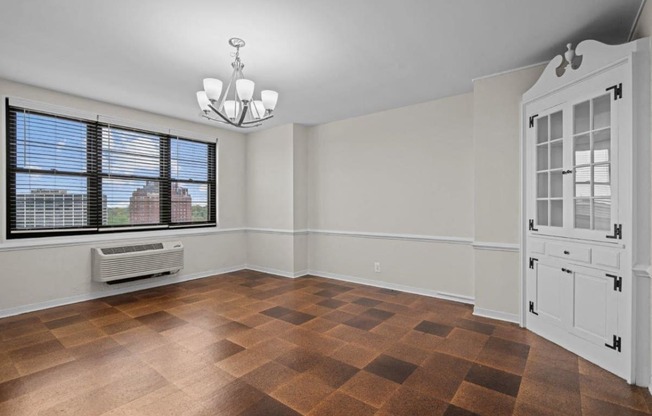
605, 335, 622, 352
529, 301, 539, 315
606, 83, 623, 100
606, 274, 623, 292
606, 224, 622, 240
529, 114, 538, 128
529, 219, 539, 232
529, 257, 538, 269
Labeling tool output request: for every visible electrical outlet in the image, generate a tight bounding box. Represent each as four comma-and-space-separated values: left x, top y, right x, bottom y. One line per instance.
374, 262, 381, 273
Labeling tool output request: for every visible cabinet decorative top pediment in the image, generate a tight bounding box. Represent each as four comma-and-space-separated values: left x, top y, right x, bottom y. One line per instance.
523, 38, 645, 103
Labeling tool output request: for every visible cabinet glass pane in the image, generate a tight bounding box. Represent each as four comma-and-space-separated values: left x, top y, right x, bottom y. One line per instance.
538, 201, 549, 226
593, 94, 610, 130
537, 116, 549, 143
593, 129, 610, 163
551, 200, 563, 227
574, 167, 591, 198
575, 199, 591, 229
537, 172, 548, 198
537, 144, 548, 171
594, 164, 611, 197
574, 101, 590, 134
594, 199, 611, 231
550, 171, 563, 198
550, 140, 563, 169
550, 111, 563, 140
574, 134, 590, 165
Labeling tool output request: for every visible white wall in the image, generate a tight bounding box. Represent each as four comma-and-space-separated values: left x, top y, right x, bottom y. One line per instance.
472, 65, 545, 319
0, 79, 248, 316
306, 93, 475, 299
245, 123, 308, 276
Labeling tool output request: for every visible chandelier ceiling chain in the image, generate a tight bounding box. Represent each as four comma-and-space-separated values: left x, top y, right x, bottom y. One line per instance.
196, 38, 278, 128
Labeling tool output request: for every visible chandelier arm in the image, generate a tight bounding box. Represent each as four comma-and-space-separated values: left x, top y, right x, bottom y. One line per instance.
237, 103, 249, 126
241, 114, 274, 125
201, 114, 228, 124
207, 104, 239, 126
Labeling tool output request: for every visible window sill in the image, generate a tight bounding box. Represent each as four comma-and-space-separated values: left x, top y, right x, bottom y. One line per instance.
0, 226, 245, 252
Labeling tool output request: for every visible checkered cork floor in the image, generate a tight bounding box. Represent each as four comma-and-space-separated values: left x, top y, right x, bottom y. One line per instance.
1, 270, 651, 415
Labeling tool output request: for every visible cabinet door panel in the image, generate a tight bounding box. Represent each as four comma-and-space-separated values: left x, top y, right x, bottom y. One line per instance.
536, 263, 565, 324
569, 269, 619, 347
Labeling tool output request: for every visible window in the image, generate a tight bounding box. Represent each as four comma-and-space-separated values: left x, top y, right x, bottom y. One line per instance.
6, 103, 217, 238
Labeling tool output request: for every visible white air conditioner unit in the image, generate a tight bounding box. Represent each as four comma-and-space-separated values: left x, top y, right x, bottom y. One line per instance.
92, 241, 184, 283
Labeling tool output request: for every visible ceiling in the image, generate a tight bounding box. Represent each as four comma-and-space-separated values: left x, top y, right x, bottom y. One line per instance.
0, 0, 643, 131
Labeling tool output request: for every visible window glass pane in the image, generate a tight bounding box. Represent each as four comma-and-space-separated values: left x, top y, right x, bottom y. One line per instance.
550, 111, 563, 140
537, 144, 548, 171
574, 199, 591, 229
103, 179, 160, 225
102, 127, 160, 177
172, 182, 208, 223
536, 116, 549, 144
537, 200, 548, 226
574, 101, 590, 134
14, 112, 87, 173
593, 130, 610, 163
574, 134, 590, 166
550, 171, 562, 198
171, 139, 209, 181
550, 140, 563, 170
593, 164, 611, 197
551, 200, 563, 227
537, 172, 548, 198
594, 199, 611, 231
593, 94, 610, 130
15, 173, 88, 229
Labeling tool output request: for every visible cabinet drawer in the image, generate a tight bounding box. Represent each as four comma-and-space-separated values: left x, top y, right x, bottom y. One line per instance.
548, 243, 591, 263
530, 240, 546, 254
592, 248, 620, 269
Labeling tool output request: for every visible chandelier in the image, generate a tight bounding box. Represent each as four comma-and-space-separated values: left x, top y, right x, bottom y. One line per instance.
196, 38, 278, 128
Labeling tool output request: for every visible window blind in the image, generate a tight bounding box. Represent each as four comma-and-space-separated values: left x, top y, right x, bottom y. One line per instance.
6, 103, 217, 238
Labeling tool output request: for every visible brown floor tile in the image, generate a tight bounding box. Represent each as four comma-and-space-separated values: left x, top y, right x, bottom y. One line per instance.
464, 364, 521, 397
475, 336, 530, 376
307, 356, 359, 388
340, 370, 400, 408
381, 385, 449, 416
451, 381, 516, 416
364, 354, 418, 384
403, 352, 473, 402
271, 373, 335, 414
414, 320, 454, 337
307, 391, 376, 416
317, 299, 347, 309
241, 361, 299, 393
0, 271, 647, 416
353, 298, 382, 307
330, 343, 379, 369
240, 394, 301, 416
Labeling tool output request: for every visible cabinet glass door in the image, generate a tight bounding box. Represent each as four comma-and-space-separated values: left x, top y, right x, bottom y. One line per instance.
572, 94, 613, 232
536, 110, 564, 228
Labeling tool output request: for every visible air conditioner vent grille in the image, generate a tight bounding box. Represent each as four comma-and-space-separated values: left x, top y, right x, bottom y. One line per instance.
92, 241, 183, 283
101, 243, 164, 255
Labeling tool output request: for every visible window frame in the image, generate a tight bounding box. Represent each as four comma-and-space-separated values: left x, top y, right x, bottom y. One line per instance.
5, 100, 217, 239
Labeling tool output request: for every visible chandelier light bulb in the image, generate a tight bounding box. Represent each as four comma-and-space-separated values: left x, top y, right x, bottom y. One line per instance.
252, 100, 266, 119
203, 78, 223, 102
224, 100, 240, 119
196, 91, 211, 112
236, 79, 255, 102
261, 90, 278, 111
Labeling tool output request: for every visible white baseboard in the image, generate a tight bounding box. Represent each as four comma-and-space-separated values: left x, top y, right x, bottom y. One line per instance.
473, 306, 520, 324
0, 265, 246, 319
245, 264, 309, 278
308, 269, 475, 305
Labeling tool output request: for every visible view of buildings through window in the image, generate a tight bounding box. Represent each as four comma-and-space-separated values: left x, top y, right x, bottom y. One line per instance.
8, 107, 214, 235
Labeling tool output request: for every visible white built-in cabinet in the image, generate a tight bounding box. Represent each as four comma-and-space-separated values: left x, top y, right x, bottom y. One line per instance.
522, 39, 651, 384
